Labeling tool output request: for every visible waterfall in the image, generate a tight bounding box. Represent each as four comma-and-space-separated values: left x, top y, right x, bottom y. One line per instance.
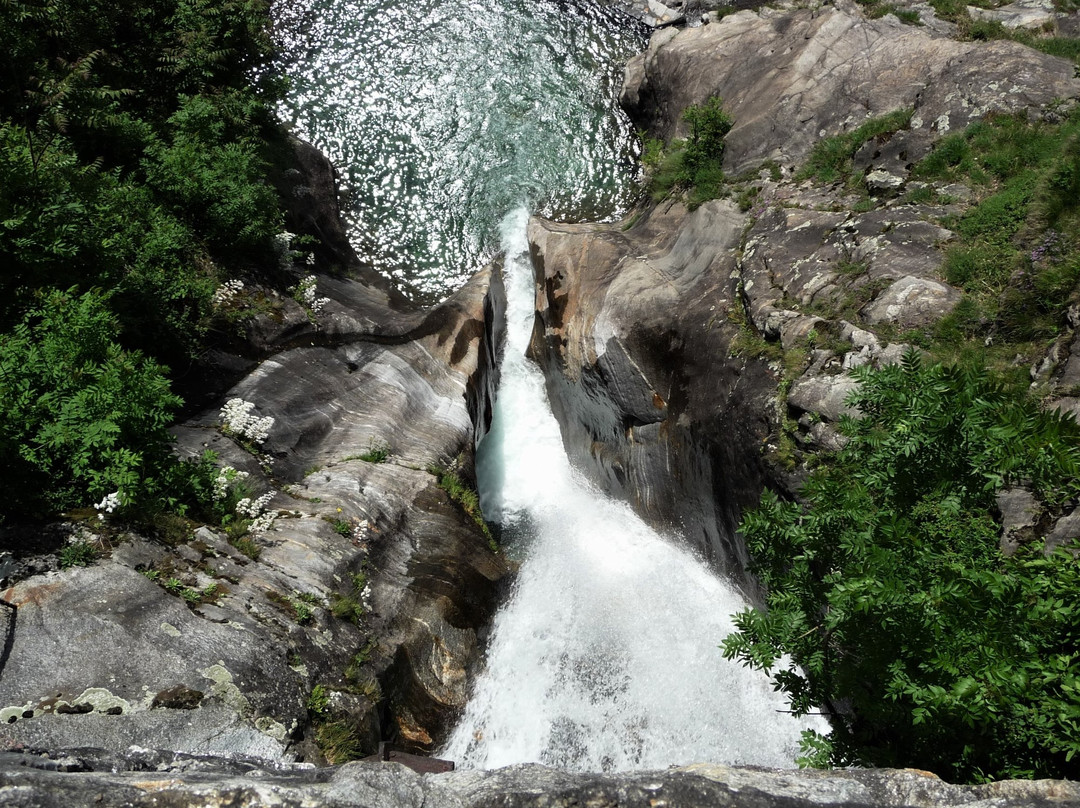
441, 209, 826, 772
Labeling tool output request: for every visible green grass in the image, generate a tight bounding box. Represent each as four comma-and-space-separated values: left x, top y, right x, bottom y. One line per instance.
797, 109, 913, 186
429, 464, 497, 551
329, 572, 368, 624
855, 0, 922, 23
314, 720, 362, 764
912, 110, 1080, 346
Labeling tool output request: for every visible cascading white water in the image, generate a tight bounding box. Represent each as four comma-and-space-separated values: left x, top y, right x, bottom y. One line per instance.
441, 209, 827, 772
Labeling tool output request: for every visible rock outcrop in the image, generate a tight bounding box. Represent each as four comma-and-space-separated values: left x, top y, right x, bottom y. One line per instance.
2, 750, 1078, 807
529, 0, 1080, 590
0, 140, 509, 763
622, 0, 1078, 174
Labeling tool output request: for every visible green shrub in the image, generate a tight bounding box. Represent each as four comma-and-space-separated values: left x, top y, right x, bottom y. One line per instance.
643, 97, 733, 208
0, 289, 182, 516
142, 93, 282, 260
0, 0, 291, 525
723, 352, 1080, 782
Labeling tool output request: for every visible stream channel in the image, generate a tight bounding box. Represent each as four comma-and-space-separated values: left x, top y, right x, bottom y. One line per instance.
276, 0, 824, 771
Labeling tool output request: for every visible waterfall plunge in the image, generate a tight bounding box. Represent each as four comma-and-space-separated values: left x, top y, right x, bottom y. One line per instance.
441, 208, 826, 772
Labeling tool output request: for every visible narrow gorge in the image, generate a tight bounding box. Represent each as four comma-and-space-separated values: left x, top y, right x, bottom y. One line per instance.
2, 0, 1079, 804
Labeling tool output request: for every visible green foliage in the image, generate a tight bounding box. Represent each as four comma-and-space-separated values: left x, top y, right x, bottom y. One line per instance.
723, 352, 1080, 782
330, 572, 368, 624
798, 109, 913, 186
59, 540, 101, 569
229, 534, 261, 560
642, 97, 733, 208
356, 440, 391, 464
267, 589, 314, 624
0, 289, 182, 516
429, 464, 496, 550
914, 110, 1080, 346
142, 93, 281, 259
928, 0, 969, 21
0, 0, 288, 523
854, 0, 922, 23
307, 684, 330, 717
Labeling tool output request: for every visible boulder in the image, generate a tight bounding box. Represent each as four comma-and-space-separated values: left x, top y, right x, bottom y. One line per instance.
996, 486, 1040, 555
861, 275, 961, 328
788, 375, 861, 422
621, 2, 1080, 173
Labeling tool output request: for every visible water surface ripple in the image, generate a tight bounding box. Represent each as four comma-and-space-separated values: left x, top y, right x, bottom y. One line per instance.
275, 0, 647, 301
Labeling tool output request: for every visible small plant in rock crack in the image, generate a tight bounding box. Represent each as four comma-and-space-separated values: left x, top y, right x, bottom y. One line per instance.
267, 590, 314, 624
59, 540, 101, 569
357, 439, 390, 464
307, 684, 330, 717
289, 274, 331, 319
330, 571, 371, 625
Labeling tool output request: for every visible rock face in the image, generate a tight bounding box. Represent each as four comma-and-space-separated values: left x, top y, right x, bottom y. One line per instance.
0, 139, 509, 763
529, 1, 1080, 591
528, 202, 777, 588
2, 751, 1078, 807
621, 0, 1080, 174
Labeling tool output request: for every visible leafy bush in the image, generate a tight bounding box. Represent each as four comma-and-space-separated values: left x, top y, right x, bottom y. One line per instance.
723, 352, 1080, 782
0, 0, 290, 523
0, 288, 182, 516
644, 97, 733, 208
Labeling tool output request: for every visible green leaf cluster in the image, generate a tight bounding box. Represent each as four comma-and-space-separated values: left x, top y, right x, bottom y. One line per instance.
0, 289, 181, 514
723, 351, 1080, 782
644, 96, 733, 208
0, 0, 288, 520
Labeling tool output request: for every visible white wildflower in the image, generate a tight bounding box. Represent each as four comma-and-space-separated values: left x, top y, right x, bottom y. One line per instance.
248, 511, 278, 535
94, 490, 121, 521
211, 279, 245, 307
291, 275, 330, 315
274, 231, 297, 270
236, 491, 273, 519
220, 398, 274, 445
235, 491, 277, 534
212, 466, 249, 501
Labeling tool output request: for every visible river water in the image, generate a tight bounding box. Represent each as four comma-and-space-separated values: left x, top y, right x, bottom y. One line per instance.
275, 0, 646, 302
276, 0, 823, 772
